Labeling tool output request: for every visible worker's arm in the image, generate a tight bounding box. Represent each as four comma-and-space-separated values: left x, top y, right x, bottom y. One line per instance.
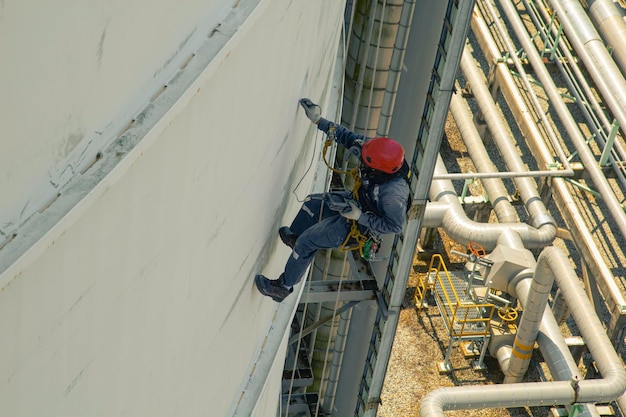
317, 118, 367, 149
299, 98, 368, 149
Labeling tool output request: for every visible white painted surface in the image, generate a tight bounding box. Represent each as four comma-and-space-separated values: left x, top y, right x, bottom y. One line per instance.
0, 0, 345, 415
0, 0, 233, 238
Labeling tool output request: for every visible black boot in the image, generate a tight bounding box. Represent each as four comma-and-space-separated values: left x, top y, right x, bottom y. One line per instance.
279, 226, 298, 249
255, 274, 293, 302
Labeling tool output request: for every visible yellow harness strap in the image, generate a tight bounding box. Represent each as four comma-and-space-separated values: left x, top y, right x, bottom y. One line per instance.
322, 126, 368, 256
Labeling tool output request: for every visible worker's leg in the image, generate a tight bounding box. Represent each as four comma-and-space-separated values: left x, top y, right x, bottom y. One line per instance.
288, 192, 350, 234
288, 194, 326, 236
282, 215, 351, 288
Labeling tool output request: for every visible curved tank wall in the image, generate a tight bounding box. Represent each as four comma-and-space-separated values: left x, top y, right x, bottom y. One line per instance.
0, 0, 234, 239
0, 0, 345, 415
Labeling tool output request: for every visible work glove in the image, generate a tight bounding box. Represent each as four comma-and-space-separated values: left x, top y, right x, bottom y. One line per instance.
340, 201, 362, 221
299, 98, 321, 124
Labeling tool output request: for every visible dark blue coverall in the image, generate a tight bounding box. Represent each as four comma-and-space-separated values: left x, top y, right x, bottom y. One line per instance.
282, 118, 410, 288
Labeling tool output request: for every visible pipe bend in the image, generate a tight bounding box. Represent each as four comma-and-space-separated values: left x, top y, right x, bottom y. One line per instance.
537, 246, 626, 402
440, 205, 555, 250
419, 381, 576, 417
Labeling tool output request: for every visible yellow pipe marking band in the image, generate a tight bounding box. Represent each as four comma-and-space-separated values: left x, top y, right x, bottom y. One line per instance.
513, 339, 534, 359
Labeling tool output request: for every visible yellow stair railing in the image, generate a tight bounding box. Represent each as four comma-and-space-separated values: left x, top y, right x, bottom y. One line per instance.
415, 254, 495, 338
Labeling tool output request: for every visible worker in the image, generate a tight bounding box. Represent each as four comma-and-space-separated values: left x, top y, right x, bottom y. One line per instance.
255, 98, 411, 302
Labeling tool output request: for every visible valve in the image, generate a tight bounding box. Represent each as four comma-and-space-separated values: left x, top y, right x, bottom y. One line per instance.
468, 241, 486, 258
498, 306, 518, 322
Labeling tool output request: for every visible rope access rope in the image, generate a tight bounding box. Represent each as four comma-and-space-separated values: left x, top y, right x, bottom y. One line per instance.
321, 126, 377, 258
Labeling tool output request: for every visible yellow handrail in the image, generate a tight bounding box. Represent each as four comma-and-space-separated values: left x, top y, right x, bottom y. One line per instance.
427, 254, 495, 338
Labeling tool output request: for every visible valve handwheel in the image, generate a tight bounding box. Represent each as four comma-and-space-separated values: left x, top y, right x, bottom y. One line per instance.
468, 241, 486, 258
498, 306, 518, 322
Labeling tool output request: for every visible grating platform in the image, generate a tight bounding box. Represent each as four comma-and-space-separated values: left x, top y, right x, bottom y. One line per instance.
429, 270, 491, 337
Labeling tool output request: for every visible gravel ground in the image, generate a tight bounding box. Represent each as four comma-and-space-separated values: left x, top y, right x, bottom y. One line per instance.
377, 11, 626, 412
377, 116, 557, 417
374, 2, 626, 416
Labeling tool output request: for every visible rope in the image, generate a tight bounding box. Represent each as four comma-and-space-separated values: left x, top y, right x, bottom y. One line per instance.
321, 126, 376, 258
321, 127, 362, 195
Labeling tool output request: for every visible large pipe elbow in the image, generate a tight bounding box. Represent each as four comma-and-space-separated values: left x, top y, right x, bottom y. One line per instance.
537, 247, 626, 402
439, 205, 556, 250
419, 382, 576, 417
431, 157, 556, 250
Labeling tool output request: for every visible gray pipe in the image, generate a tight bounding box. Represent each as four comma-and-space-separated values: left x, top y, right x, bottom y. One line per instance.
544, 246, 626, 397
505, 250, 556, 383
497, 0, 626, 244
345, 0, 378, 131
587, 0, 626, 79
431, 156, 555, 250
504, 253, 587, 417
426, 163, 599, 414
552, 288, 571, 324
550, 0, 626, 134
550, 4, 626, 411
419, 245, 626, 416
492, 0, 626, 339
322, 308, 352, 413
459, 50, 556, 231
344, 0, 404, 134
487, 235, 589, 413
449, 93, 518, 223
422, 201, 450, 228
525, 0, 626, 193
377, 0, 416, 137
549, 0, 626, 191
469, 3, 581, 192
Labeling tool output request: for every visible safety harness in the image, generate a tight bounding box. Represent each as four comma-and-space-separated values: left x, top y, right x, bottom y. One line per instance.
322, 125, 380, 260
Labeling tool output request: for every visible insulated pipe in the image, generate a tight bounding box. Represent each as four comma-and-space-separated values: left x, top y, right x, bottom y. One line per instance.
552, 288, 571, 324
546, 0, 626, 190
504, 251, 555, 383
377, 0, 416, 137
422, 201, 450, 228
480, 2, 626, 346
344, 0, 404, 134
523, 0, 626, 193
550, 0, 626, 133
425, 176, 592, 411
322, 308, 352, 413
544, 247, 626, 407
345, 0, 378, 131
587, 0, 626, 77
471, 6, 575, 176
459, 51, 556, 231
431, 156, 555, 250
497, 0, 626, 243
419, 245, 626, 417
494, 234, 582, 396
449, 93, 519, 223
502, 249, 585, 406
425, 167, 594, 412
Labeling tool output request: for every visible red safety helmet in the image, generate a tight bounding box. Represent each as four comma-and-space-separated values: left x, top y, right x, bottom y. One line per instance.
361, 137, 405, 174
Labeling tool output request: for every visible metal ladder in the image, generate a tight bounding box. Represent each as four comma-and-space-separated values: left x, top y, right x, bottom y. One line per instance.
354, 1, 477, 415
